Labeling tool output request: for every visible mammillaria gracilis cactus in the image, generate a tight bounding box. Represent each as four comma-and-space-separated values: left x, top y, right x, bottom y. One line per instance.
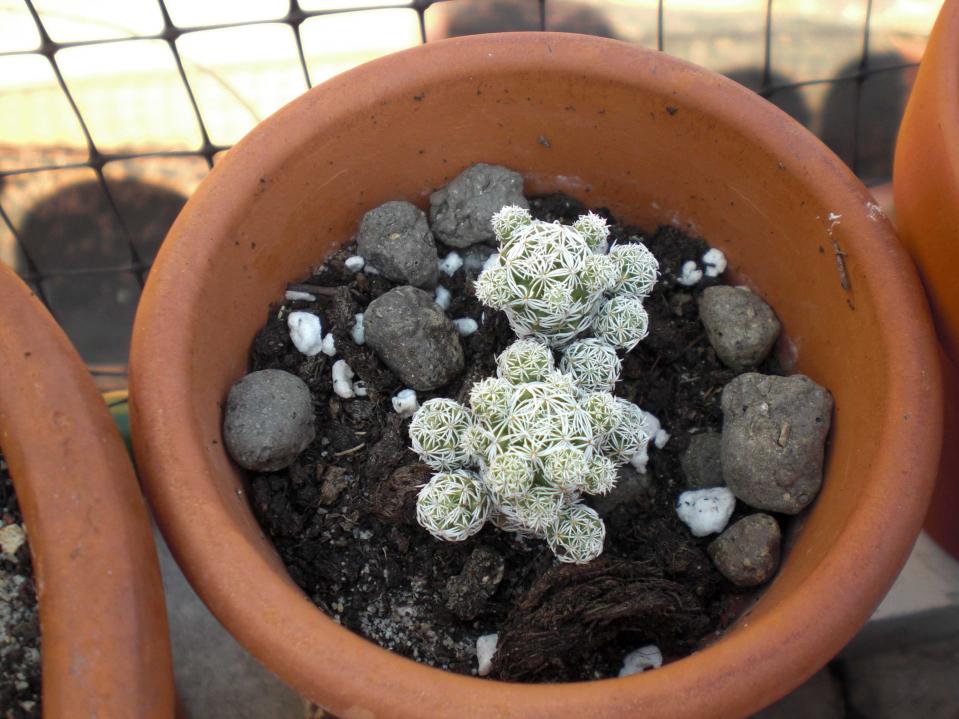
410, 206, 660, 563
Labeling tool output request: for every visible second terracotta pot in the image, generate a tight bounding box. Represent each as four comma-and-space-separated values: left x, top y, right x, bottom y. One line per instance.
0, 261, 175, 718
131, 33, 941, 718
893, 0, 959, 558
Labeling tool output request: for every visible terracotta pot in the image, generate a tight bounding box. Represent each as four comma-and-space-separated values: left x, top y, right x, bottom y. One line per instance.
893, 0, 959, 558
0, 262, 175, 718
130, 33, 941, 718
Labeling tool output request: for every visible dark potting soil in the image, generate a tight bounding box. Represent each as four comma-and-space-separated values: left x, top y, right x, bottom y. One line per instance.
0, 457, 41, 718
247, 194, 784, 682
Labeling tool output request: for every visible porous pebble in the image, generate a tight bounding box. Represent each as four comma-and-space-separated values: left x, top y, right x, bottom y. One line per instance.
356, 201, 437, 288
721, 373, 833, 514
430, 163, 528, 247
618, 645, 663, 677
676, 487, 736, 537
681, 432, 724, 489
223, 369, 315, 472
287, 311, 323, 356
708, 514, 781, 587
365, 286, 464, 390
699, 286, 781, 371
476, 633, 499, 677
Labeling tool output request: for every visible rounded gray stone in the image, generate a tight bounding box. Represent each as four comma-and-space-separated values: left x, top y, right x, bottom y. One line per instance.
721, 372, 833, 514
429, 163, 528, 248
223, 369, 315, 472
364, 285, 464, 390
699, 286, 782, 371
707, 513, 781, 587
356, 201, 438, 288
681, 431, 724, 489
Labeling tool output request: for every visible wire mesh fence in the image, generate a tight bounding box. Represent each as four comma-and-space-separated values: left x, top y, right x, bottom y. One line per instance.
0, 0, 936, 386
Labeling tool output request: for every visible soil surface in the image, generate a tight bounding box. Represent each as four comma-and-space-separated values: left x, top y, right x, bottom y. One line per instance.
248, 193, 784, 682
0, 456, 41, 718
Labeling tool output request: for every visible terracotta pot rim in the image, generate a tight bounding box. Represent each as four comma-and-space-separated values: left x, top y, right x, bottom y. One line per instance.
0, 262, 175, 718
131, 33, 941, 717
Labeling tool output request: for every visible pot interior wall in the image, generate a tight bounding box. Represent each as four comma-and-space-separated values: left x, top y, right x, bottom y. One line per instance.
157, 40, 898, 671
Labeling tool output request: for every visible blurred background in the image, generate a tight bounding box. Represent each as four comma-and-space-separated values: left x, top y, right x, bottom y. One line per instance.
1, 2, 956, 717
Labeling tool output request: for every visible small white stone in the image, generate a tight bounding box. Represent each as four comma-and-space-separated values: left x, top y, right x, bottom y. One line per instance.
476, 633, 498, 677
353, 381, 368, 397
618, 645, 663, 677
701, 248, 727, 278
352, 313, 366, 345
630, 447, 649, 474
287, 311, 323, 356
654, 429, 670, 449
676, 487, 736, 537
285, 290, 316, 302
0, 524, 26, 556
438, 251, 463, 276
345, 255, 365, 272
320, 333, 337, 357
332, 360, 356, 399
434, 285, 452, 311
392, 388, 419, 418
453, 318, 478, 336
677, 260, 703, 286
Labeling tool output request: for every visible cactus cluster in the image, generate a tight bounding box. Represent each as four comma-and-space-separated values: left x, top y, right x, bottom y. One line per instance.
410, 206, 660, 563
475, 206, 658, 348
411, 338, 652, 563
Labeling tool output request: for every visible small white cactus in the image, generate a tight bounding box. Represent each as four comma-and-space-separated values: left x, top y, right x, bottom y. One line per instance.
474, 205, 658, 348
409, 338, 651, 563
407, 206, 661, 564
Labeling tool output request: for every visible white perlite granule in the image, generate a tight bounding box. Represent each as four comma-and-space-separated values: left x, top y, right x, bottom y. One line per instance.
438, 251, 463, 276
676, 487, 736, 537
701, 248, 727, 278
618, 645, 663, 677
434, 285, 452, 311
345, 255, 365, 272
392, 389, 419, 417
287, 311, 323, 356
453, 318, 478, 336
677, 260, 703, 286
332, 360, 356, 399
476, 633, 498, 677
352, 313, 366, 345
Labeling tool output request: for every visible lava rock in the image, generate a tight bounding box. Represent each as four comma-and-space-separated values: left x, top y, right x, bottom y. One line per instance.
429, 163, 528, 247
680, 431, 724, 489
707, 513, 781, 587
445, 546, 505, 620
223, 369, 315, 472
721, 373, 833, 514
356, 201, 438, 288
364, 285, 464, 390
698, 286, 782, 371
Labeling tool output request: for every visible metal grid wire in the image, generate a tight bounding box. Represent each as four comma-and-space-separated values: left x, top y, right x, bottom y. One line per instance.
0, 0, 921, 383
